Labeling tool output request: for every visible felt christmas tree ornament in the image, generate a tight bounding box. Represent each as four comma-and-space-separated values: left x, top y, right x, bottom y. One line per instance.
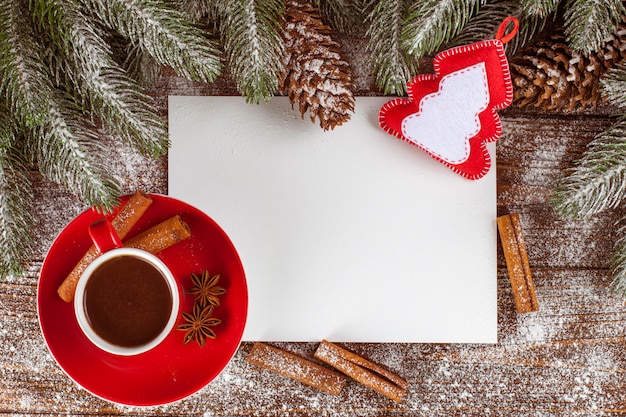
379, 17, 518, 180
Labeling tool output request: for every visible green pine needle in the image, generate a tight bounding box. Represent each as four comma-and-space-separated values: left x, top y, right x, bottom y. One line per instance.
366, 0, 418, 95
0, 0, 119, 210
32, 0, 169, 158
519, 0, 561, 17
121, 43, 161, 88
611, 225, 626, 297
600, 64, 626, 110
312, 0, 365, 33
551, 116, 626, 220
448, 1, 521, 48
444, 2, 550, 56
218, 0, 284, 104
180, 0, 216, 22
0, 120, 34, 277
84, 0, 222, 83
401, 0, 483, 58
0, 1, 51, 130
34, 100, 121, 211
564, 0, 625, 55
504, 11, 551, 56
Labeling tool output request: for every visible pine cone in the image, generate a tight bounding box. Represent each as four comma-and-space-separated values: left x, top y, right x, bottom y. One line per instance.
510, 19, 626, 112
280, 0, 355, 130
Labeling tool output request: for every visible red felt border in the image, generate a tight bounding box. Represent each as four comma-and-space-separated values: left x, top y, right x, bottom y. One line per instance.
379, 39, 513, 180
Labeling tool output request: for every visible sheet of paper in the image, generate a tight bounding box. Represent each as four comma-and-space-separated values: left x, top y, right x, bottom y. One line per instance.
168, 96, 497, 343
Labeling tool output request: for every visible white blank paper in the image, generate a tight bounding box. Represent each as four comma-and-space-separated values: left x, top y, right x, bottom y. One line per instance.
168, 96, 497, 343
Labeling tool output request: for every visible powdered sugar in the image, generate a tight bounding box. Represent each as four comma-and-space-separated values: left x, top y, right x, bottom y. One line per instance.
3, 53, 626, 416
1, 124, 623, 416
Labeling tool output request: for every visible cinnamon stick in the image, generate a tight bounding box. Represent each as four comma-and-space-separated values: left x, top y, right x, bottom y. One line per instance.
497, 213, 538, 313
123, 215, 191, 253
57, 190, 153, 302
246, 342, 346, 396
314, 340, 408, 402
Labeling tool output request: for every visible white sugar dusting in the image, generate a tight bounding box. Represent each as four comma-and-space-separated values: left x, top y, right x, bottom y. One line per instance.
4, 56, 626, 415
5, 136, 625, 415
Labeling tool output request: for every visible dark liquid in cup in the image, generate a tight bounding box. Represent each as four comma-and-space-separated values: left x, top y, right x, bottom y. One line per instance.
83, 255, 173, 348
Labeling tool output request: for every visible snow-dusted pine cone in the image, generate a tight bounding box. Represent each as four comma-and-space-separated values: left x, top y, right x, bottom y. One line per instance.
280, 0, 354, 130
510, 20, 626, 112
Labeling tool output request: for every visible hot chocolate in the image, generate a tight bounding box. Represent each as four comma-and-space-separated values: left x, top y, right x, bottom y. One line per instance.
83, 255, 173, 348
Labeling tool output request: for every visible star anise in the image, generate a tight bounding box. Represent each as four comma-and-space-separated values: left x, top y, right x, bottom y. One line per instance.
176, 302, 221, 346
187, 270, 226, 308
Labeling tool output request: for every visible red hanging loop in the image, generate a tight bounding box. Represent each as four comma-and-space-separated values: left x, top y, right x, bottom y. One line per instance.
495, 16, 519, 44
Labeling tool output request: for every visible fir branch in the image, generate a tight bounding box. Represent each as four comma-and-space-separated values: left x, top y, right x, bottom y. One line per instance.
180, 0, 216, 22
401, 0, 483, 58
33, 97, 121, 211
119, 43, 161, 89
82, 0, 222, 83
0, 0, 119, 210
31, 0, 169, 157
564, 0, 625, 55
217, 0, 285, 104
432, 1, 548, 57
0, 117, 34, 277
551, 116, 626, 219
600, 63, 626, 110
504, 10, 551, 56
366, 0, 418, 95
0, 0, 51, 130
519, 0, 561, 17
312, 0, 364, 33
448, 1, 521, 48
611, 223, 626, 297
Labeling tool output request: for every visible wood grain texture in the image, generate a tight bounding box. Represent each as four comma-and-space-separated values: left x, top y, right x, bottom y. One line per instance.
2, 32, 625, 416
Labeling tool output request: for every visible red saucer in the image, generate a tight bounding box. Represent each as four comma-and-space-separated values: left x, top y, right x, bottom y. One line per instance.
37, 194, 248, 406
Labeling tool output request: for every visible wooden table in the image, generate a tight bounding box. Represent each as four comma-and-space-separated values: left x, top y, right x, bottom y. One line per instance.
2, 34, 625, 416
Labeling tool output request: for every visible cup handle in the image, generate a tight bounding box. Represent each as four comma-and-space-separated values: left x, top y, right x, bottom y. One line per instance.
89, 218, 123, 254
